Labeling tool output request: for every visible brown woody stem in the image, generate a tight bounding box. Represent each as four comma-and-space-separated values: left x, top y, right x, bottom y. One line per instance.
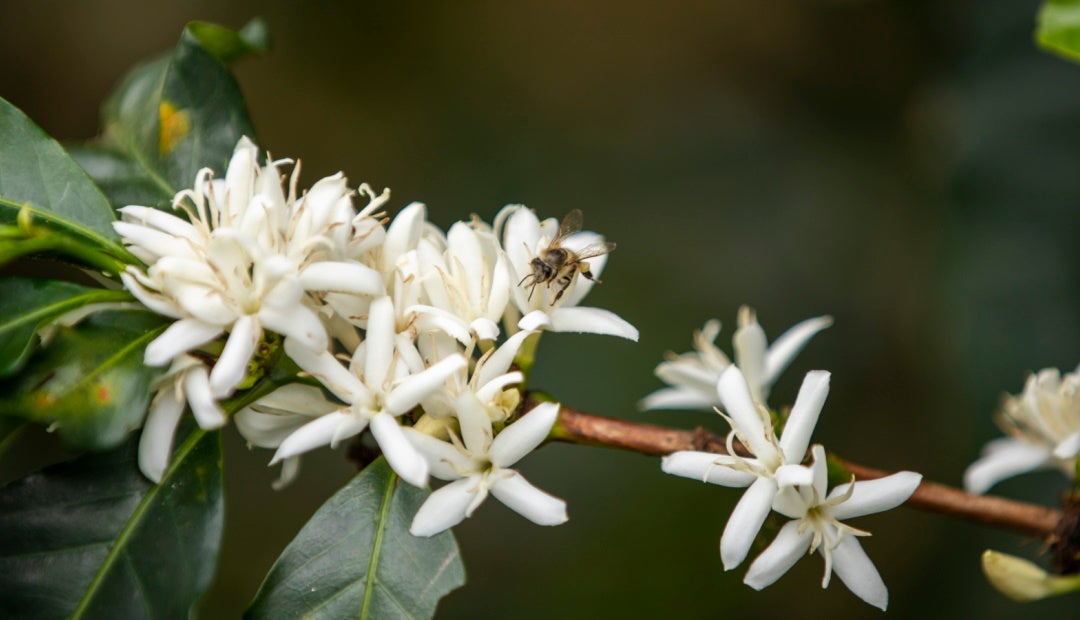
547, 403, 1064, 539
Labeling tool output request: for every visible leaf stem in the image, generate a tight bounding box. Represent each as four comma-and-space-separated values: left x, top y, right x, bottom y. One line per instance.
0, 231, 132, 275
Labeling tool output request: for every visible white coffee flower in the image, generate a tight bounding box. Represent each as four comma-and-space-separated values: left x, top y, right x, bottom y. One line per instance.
411, 219, 512, 343
405, 401, 568, 536
744, 445, 921, 611
138, 355, 224, 483
270, 296, 466, 487
964, 365, 1080, 494
641, 307, 831, 410
416, 328, 533, 425
116, 137, 384, 402
495, 205, 637, 341
662, 367, 830, 569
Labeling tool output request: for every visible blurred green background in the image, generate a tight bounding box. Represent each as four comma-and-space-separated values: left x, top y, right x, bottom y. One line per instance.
2, 0, 1079, 617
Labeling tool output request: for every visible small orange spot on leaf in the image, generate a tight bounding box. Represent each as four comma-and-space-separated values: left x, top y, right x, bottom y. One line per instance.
159, 102, 191, 155
95, 384, 111, 404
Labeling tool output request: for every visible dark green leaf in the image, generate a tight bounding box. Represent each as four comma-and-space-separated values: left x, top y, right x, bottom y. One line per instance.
94, 20, 259, 206
247, 458, 466, 620
0, 310, 166, 451
187, 18, 271, 63
1038, 0, 1080, 62
0, 426, 223, 618
68, 145, 174, 211
0, 97, 125, 252
0, 277, 132, 377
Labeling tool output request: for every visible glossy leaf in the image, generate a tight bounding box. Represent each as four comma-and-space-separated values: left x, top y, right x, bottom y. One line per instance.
0, 97, 124, 252
92, 20, 260, 206
0, 277, 131, 377
247, 458, 466, 620
68, 144, 174, 211
0, 310, 166, 451
0, 426, 223, 618
187, 18, 271, 63
1038, 0, 1080, 62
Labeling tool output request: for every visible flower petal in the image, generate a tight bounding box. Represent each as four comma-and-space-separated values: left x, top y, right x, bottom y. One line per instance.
1054, 431, 1080, 460
385, 355, 468, 415
490, 401, 559, 468
270, 410, 356, 464
733, 306, 769, 401
774, 463, 814, 488
183, 365, 226, 430
716, 366, 771, 458
383, 202, 426, 272
963, 438, 1052, 494
778, 371, 829, 464
209, 315, 259, 398
409, 304, 473, 345
403, 428, 476, 480
763, 315, 833, 388
639, 387, 717, 411
475, 371, 524, 404
235, 409, 310, 449
518, 310, 551, 332
831, 536, 889, 611
455, 391, 494, 455
144, 319, 223, 367
364, 296, 396, 390
410, 476, 479, 537
548, 306, 638, 341
476, 328, 533, 389
272, 456, 301, 491
490, 471, 568, 526
259, 302, 327, 354
138, 389, 185, 483
370, 411, 429, 487
721, 476, 778, 570
283, 338, 365, 401
661, 451, 756, 487
299, 261, 385, 296
829, 471, 922, 520
469, 318, 500, 342
744, 520, 813, 590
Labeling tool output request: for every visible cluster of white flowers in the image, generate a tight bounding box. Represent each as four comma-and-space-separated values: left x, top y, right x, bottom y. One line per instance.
651, 310, 921, 610
116, 137, 637, 535
964, 365, 1080, 494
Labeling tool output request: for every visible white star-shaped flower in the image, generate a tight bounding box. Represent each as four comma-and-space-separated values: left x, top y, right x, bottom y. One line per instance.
411, 219, 512, 343
270, 296, 466, 487
116, 137, 385, 401
641, 307, 831, 410
495, 205, 638, 341
405, 401, 568, 536
662, 366, 830, 569
964, 365, 1080, 494
744, 445, 921, 610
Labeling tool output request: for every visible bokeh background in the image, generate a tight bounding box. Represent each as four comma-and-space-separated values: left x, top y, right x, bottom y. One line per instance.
2, 0, 1079, 617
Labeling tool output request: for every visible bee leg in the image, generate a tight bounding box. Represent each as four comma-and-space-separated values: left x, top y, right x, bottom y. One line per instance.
551, 277, 573, 305
579, 262, 602, 283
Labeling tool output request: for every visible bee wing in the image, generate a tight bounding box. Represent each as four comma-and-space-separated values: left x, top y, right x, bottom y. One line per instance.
553, 209, 584, 243
573, 241, 616, 260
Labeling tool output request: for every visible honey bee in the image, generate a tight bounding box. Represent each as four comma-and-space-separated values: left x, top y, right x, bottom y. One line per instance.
519, 209, 616, 305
